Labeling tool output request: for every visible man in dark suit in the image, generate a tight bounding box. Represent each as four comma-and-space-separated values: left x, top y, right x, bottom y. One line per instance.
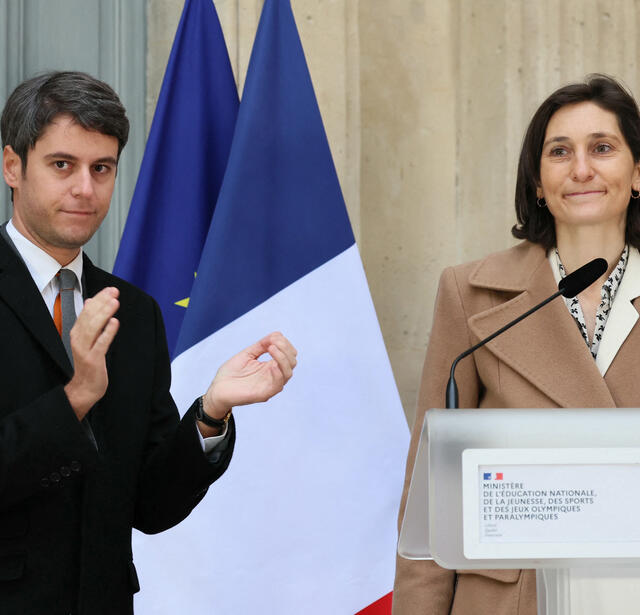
0, 71, 297, 614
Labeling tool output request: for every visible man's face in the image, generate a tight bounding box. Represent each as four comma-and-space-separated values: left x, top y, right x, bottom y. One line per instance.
2, 114, 119, 264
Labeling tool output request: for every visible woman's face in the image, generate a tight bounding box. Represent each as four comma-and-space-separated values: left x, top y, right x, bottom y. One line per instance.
538, 101, 640, 233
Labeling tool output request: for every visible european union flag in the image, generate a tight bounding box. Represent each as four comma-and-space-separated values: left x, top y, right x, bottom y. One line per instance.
113, 0, 238, 357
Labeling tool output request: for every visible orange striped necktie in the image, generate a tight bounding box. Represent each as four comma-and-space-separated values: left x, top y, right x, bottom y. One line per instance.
53, 290, 62, 336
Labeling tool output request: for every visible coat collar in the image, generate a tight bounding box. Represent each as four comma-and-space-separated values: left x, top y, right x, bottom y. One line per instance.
466, 241, 616, 409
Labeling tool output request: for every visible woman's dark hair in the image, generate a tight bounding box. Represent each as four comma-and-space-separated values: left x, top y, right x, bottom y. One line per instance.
1, 70, 129, 168
512, 74, 640, 249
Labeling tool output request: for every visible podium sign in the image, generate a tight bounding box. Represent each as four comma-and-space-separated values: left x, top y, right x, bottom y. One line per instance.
462, 448, 640, 559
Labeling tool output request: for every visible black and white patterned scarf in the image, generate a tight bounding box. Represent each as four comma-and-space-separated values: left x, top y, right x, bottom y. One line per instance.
555, 246, 628, 359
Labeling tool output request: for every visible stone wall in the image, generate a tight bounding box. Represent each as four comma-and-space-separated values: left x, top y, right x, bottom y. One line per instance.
147, 0, 640, 426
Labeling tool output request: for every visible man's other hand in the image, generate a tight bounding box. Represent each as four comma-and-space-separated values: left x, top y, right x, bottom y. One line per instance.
200, 332, 297, 434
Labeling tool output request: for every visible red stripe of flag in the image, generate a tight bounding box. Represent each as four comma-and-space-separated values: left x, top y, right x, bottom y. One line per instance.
355, 592, 393, 615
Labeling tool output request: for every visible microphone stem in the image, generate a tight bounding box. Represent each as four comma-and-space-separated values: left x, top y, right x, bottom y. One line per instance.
446, 289, 563, 408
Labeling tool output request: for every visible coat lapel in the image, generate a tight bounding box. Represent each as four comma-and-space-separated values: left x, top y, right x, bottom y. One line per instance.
603, 294, 640, 407
466, 242, 616, 409
81, 255, 115, 449
82, 256, 116, 369
596, 247, 640, 376
0, 234, 72, 378
601, 248, 640, 405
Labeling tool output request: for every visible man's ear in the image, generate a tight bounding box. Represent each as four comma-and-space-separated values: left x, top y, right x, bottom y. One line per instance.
3, 145, 22, 189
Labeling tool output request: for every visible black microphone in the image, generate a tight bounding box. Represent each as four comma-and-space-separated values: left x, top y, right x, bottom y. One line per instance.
445, 257, 607, 408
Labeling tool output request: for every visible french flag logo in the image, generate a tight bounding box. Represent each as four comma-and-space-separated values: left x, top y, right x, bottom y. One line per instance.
483, 472, 504, 480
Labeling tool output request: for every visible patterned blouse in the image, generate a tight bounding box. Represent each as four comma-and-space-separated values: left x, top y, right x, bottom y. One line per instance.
554, 246, 629, 359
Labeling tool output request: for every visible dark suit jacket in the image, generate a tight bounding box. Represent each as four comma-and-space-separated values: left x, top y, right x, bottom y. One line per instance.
0, 233, 235, 614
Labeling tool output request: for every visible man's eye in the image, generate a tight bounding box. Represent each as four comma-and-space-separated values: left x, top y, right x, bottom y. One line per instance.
94, 164, 110, 173
54, 161, 69, 169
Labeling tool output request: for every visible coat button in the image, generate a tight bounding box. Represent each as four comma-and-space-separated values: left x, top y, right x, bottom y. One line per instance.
50, 472, 61, 483
70, 461, 81, 473
41, 477, 50, 488
61, 466, 71, 477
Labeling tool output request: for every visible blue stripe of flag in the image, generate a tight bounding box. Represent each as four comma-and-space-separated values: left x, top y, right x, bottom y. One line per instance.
113, 0, 238, 357
175, 0, 355, 356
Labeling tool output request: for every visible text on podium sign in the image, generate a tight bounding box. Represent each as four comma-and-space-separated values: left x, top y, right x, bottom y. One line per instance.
462, 449, 640, 559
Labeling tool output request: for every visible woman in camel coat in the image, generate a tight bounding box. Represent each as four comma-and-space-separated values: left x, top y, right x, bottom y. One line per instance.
393, 74, 640, 615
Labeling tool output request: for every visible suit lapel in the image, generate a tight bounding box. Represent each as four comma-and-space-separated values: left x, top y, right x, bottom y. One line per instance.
81, 255, 119, 450
75, 258, 129, 453
0, 233, 72, 378
82, 255, 114, 366
466, 242, 616, 409
82, 255, 104, 299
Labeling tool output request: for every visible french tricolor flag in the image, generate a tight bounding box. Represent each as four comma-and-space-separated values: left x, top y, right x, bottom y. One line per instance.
483, 473, 504, 481
131, 0, 409, 613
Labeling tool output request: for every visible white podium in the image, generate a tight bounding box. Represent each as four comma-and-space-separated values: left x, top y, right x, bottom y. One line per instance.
398, 408, 640, 615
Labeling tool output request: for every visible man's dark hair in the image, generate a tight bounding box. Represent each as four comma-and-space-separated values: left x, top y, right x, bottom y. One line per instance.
512, 74, 640, 250
1, 70, 129, 169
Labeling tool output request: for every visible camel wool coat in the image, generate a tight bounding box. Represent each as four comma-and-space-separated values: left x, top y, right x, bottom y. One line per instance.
392, 240, 640, 615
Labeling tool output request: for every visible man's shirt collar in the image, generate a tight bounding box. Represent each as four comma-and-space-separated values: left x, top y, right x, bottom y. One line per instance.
6, 218, 83, 293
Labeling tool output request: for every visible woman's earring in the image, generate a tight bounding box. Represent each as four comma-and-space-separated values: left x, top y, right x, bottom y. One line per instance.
632, 188, 640, 200
536, 197, 546, 208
